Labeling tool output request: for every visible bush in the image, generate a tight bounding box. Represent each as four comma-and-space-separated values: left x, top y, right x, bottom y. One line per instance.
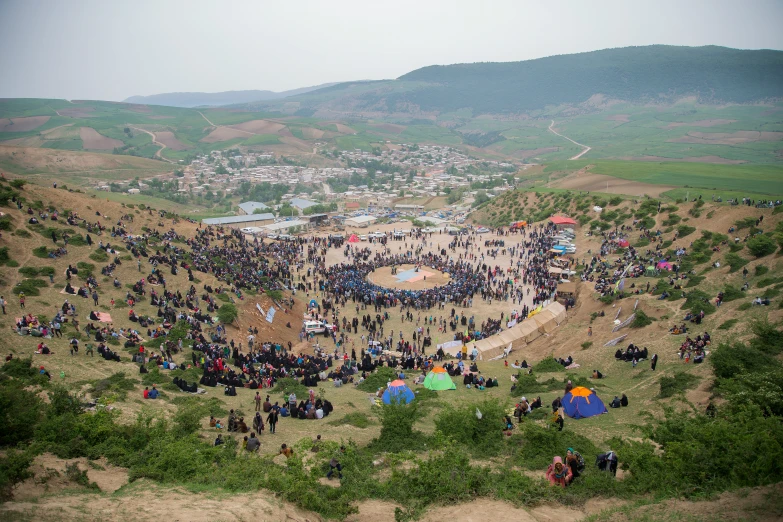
32, 245, 49, 258
748, 318, 783, 356
721, 285, 744, 303
357, 366, 397, 392
273, 377, 308, 398
682, 289, 715, 315
512, 423, 599, 470
630, 310, 653, 328
718, 319, 738, 330
13, 278, 47, 296
216, 303, 238, 324
710, 342, 781, 380
658, 372, 700, 398
534, 357, 565, 373
328, 412, 374, 428
89, 249, 109, 262
676, 225, 696, 238
89, 372, 137, 401
266, 289, 283, 302
755, 265, 769, 276
76, 261, 95, 277
373, 400, 425, 453
18, 266, 40, 277
9, 179, 26, 189
0, 449, 35, 501
746, 235, 777, 257
724, 252, 749, 273
435, 399, 507, 456
0, 383, 45, 446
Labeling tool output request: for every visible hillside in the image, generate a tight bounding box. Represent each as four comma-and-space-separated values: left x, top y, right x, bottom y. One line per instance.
123, 83, 340, 108
0, 176, 781, 519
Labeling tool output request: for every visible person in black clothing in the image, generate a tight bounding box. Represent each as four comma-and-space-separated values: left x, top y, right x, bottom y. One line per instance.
650, 353, 658, 371
551, 396, 562, 412
266, 409, 279, 434
620, 394, 628, 407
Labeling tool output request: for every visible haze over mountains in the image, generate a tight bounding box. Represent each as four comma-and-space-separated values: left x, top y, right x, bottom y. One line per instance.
123, 83, 339, 108
243, 45, 783, 116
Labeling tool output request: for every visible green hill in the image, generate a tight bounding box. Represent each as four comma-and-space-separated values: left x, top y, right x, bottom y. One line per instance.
279, 46, 783, 116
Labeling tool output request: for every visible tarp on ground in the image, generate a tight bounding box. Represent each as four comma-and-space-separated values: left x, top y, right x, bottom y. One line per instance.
423, 367, 456, 391
382, 380, 415, 404
557, 282, 577, 295
562, 386, 608, 419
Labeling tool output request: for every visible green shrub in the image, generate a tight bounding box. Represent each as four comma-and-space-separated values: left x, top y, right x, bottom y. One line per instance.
273, 377, 308, 398
216, 303, 238, 324
718, 319, 738, 330
0, 215, 13, 231
12, 278, 47, 296
512, 423, 599, 470
435, 399, 507, 456
676, 225, 696, 238
658, 372, 700, 398
746, 235, 777, 257
328, 412, 374, 428
371, 400, 426, 453
724, 252, 749, 273
89, 372, 137, 400
720, 285, 744, 302
682, 289, 715, 315
18, 266, 40, 277
357, 366, 397, 392
748, 318, 783, 355
32, 246, 49, 258
737, 302, 752, 311
89, 249, 109, 262
755, 265, 769, 276
710, 342, 781, 380
630, 310, 653, 328
581, 341, 593, 350
534, 357, 565, 373
0, 449, 35, 501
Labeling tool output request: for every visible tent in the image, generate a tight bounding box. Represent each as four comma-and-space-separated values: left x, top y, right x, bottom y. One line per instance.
382, 380, 415, 404
308, 299, 318, 308
644, 266, 658, 277
550, 216, 577, 226
657, 261, 672, 271
562, 387, 608, 419
348, 234, 360, 243
617, 239, 630, 248
423, 367, 456, 391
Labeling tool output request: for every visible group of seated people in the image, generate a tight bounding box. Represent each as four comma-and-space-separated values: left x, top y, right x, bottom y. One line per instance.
97, 343, 121, 362
678, 333, 710, 364
669, 323, 689, 334
173, 377, 198, 393
614, 344, 648, 362
462, 371, 499, 389
609, 394, 629, 408
64, 282, 90, 298
513, 396, 543, 420
286, 397, 334, 420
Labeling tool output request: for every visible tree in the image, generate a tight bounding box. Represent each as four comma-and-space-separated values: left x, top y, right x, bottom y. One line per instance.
747, 234, 777, 257
216, 303, 238, 325
472, 190, 490, 207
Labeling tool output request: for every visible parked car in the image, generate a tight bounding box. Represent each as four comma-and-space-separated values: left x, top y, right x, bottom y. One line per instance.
303, 320, 336, 335
476, 227, 490, 233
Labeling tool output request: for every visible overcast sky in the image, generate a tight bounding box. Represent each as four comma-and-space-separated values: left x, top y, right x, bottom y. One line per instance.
1, 0, 782, 101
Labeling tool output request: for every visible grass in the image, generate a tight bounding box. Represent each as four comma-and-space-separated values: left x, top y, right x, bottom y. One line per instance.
718, 319, 739, 330
659, 372, 700, 398
327, 412, 374, 428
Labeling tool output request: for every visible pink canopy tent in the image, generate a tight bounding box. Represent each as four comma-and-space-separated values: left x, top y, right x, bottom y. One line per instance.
348, 234, 360, 243
657, 261, 672, 271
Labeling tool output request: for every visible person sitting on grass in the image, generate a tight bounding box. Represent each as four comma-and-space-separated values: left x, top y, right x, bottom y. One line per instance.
246, 432, 260, 452
279, 443, 294, 459
545, 456, 573, 487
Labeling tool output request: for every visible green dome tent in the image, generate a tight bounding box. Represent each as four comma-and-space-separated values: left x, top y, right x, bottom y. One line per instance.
423, 367, 456, 391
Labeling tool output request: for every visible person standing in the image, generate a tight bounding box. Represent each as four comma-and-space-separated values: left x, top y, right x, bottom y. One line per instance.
19, 293, 25, 309
92, 291, 99, 306
0, 295, 5, 314
266, 408, 279, 434
254, 391, 262, 412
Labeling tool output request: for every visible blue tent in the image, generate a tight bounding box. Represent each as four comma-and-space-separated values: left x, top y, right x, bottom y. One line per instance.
382, 380, 415, 405
562, 387, 608, 419
309, 299, 318, 308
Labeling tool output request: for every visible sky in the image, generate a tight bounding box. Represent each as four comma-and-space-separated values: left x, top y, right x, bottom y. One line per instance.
1, 0, 782, 101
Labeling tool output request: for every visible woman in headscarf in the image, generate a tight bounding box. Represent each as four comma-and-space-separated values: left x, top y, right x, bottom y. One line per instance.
545, 456, 573, 487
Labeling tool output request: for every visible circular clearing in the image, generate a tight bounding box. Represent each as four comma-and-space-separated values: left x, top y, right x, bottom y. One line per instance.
366, 264, 450, 290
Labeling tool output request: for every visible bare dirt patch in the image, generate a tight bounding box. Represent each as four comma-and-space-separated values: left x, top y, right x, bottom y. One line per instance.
620, 155, 747, 165
606, 114, 630, 123
664, 119, 737, 129
79, 127, 123, 150
229, 119, 285, 134
0, 145, 168, 175
41, 124, 77, 138
368, 123, 406, 134
670, 130, 783, 145
334, 123, 356, 134
0, 115, 51, 132
367, 264, 450, 291
552, 171, 677, 197
12, 453, 129, 501
301, 126, 325, 139
200, 126, 253, 143
57, 107, 96, 118
155, 131, 188, 150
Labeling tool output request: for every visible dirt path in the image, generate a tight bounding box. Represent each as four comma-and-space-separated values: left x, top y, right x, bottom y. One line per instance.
548, 120, 591, 160
128, 126, 175, 163
197, 111, 215, 126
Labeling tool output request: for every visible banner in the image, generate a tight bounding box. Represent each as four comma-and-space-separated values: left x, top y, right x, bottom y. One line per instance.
256, 303, 265, 316
266, 306, 276, 323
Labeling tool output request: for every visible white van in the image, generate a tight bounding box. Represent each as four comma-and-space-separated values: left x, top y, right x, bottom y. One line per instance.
303, 320, 334, 335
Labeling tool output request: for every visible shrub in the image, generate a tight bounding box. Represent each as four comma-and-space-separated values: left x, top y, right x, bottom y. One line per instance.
0, 449, 35, 501
266, 289, 283, 302
67, 234, 87, 246
216, 303, 238, 324
12, 278, 47, 296
0, 215, 12, 231
18, 266, 40, 277
724, 252, 749, 273
534, 357, 565, 373
581, 341, 593, 350
746, 235, 777, 257
328, 412, 374, 428
9, 179, 26, 189
0, 383, 45, 446
682, 289, 715, 315
373, 400, 425, 453
718, 319, 738, 330
710, 342, 780, 380
658, 372, 700, 398
357, 366, 397, 392
0, 247, 10, 265
513, 423, 599, 470
720, 285, 744, 302
748, 318, 783, 356
676, 225, 696, 238
755, 265, 769, 276
89, 372, 137, 400
273, 377, 308, 398
630, 310, 653, 328
435, 399, 507, 456
89, 249, 109, 262
32, 245, 49, 258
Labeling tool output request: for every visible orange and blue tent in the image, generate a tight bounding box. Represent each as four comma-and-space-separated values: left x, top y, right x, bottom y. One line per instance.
562, 386, 607, 419
382, 380, 415, 404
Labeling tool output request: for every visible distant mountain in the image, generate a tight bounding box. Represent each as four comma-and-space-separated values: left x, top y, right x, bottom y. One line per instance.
123, 83, 339, 108
271, 46, 783, 116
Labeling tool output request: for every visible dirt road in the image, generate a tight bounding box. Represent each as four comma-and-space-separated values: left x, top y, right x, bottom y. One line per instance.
128, 126, 175, 163
548, 120, 591, 160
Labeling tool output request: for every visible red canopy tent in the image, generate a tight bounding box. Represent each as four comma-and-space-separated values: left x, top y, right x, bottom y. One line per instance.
348, 234, 360, 243
617, 239, 630, 247
549, 216, 577, 226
